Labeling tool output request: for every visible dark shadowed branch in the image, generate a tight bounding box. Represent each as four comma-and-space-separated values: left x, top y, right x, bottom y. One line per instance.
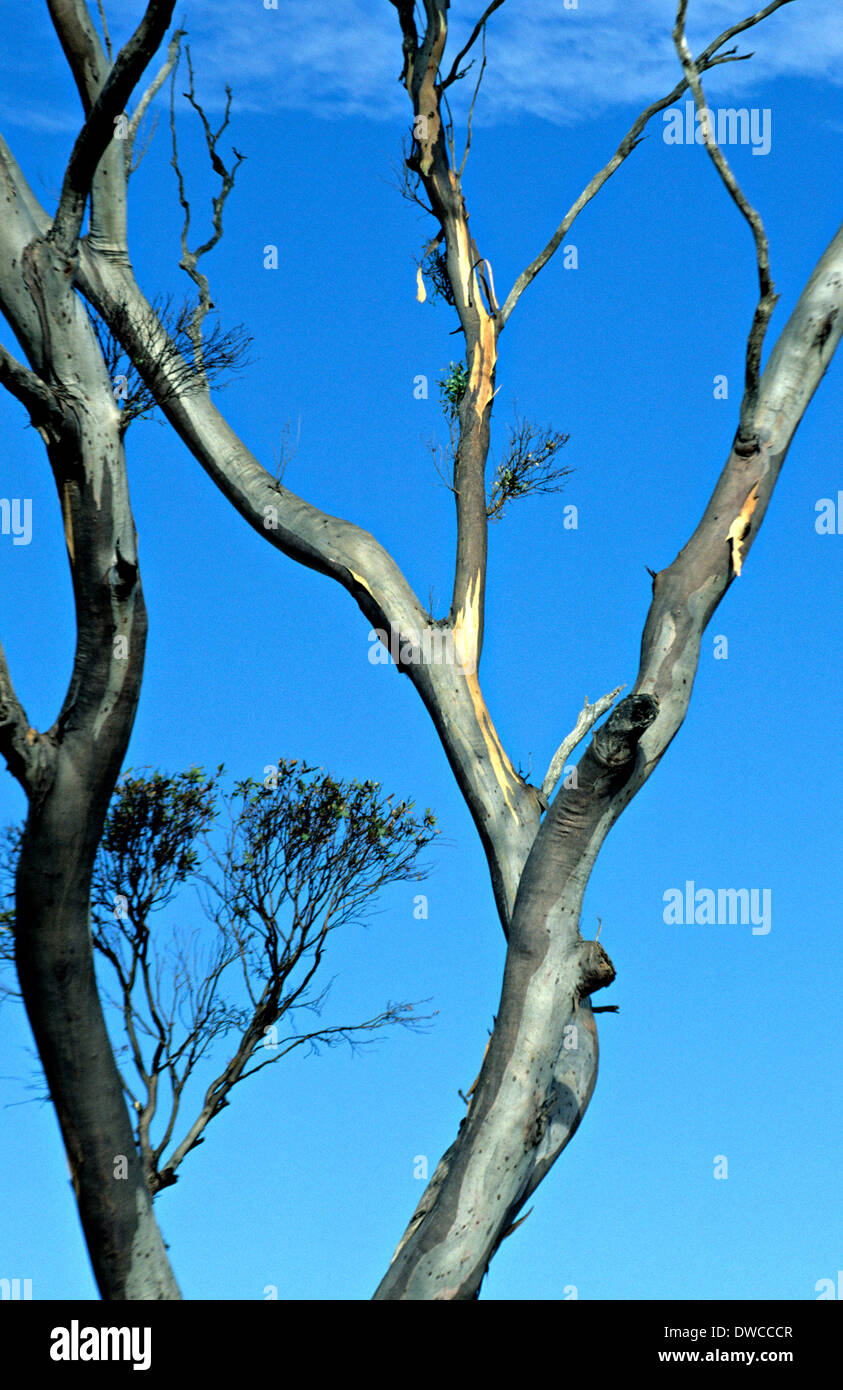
85, 296, 251, 430
49, 0, 177, 255
439, 0, 505, 91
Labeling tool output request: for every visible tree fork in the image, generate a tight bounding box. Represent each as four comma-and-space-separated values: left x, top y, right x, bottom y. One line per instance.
374, 697, 655, 1299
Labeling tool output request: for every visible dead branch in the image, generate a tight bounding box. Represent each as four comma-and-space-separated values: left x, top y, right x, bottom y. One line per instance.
85, 296, 251, 430
541, 687, 626, 804
95, 0, 113, 62
272, 415, 301, 487
391, 137, 435, 217
500, 0, 795, 326
0, 341, 64, 433
673, 0, 780, 450
458, 19, 488, 176
169, 46, 245, 376
127, 25, 186, 175
440, 0, 505, 90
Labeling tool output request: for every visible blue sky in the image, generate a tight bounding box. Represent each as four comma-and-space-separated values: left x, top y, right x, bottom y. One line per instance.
0, 1, 841, 1301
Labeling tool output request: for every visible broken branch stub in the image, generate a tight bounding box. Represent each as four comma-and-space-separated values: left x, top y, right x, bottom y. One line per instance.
592, 694, 659, 769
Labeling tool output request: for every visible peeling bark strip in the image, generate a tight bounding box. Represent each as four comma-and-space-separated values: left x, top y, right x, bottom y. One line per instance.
726, 480, 760, 576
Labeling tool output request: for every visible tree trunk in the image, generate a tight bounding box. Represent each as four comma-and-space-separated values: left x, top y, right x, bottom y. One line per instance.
15, 754, 182, 1300
0, 135, 181, 1297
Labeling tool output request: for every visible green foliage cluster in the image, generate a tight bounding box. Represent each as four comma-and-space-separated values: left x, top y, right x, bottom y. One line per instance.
98, 765, 222, 915
438, 360, 469, 422
0, 760, 439, 1192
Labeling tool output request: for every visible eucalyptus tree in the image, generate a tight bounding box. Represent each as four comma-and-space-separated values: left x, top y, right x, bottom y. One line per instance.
0, 1, 180, 1300
2, 0, 841, 1300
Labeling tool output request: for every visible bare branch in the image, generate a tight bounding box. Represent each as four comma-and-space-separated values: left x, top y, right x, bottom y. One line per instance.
95, 0, 113, 62
0, 342, 63, 432
240, 1001, 436, 1076
169, 46, 245, 376
85, 296, 251, 430
47, 0, 109, 112
389, 0, 419, 90
50, 0, 176, 256
0, 639, 56, 800
500, 0, 795, 326
440, 0, 505, 91
673, 0, 780, 448
428, 434, 458, 498
271, 416, 301, 488
127, 25, 186, 174
458, 20, 488, 176
389, 138, 435, 217
540, 687, 626, 804
0, 647, 34, 793
487, 414, 571, 521
441, 87, 458, 171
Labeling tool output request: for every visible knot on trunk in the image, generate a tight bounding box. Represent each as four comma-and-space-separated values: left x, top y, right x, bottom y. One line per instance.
576, 939, 616, 999
592, 693, 658, 769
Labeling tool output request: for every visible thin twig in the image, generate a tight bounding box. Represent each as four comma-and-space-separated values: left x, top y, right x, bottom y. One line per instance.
127, 26, 186, 175
459, 23, 487, 177
96, 0, 113, 62
169, 45, 245, 376
440, 0, 505, 90
500, 0, 794, 327
541, 687, 625, 803
272, 415, 301, 487
673, 0, 782, 446
441, 88, 457, 169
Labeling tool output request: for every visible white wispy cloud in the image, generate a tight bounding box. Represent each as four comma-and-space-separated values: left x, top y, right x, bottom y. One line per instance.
131, 0, 843, 125
3, 0, 842, 132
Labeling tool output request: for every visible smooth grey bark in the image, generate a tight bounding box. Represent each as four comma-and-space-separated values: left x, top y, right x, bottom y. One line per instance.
0, 4, 181, 1299
5, 0, 839, 1299
371, 213, 843, 1294
0, 231, 179, 1302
